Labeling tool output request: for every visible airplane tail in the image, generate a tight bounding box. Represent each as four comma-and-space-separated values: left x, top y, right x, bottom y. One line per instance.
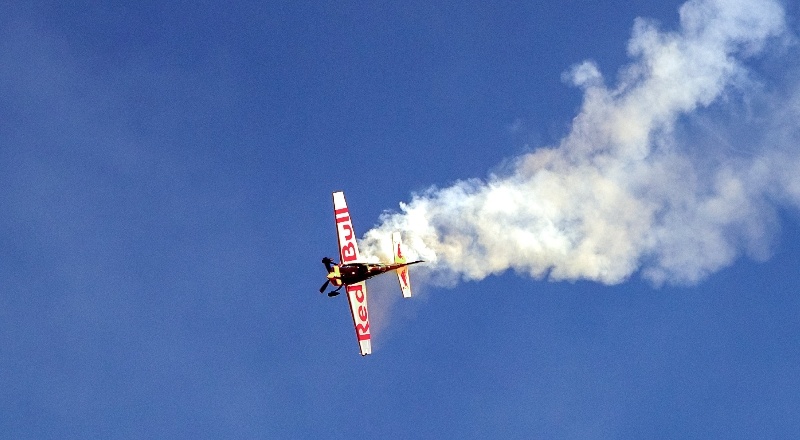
392, 232, 412, 298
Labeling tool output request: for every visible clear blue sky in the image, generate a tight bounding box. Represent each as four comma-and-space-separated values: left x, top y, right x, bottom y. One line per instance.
2, 1, 800, 438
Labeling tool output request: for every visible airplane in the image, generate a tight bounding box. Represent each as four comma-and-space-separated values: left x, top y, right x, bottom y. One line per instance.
319, 191, 422, 356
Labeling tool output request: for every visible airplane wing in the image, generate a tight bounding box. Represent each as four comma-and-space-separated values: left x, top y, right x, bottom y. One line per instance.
333, 191, 360, 264
346, 281, 371, 356
392, 232, 412, 298
333, 191, 371, 355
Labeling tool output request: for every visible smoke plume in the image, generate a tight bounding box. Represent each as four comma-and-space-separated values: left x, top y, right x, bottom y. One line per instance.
361, 0, 800, 286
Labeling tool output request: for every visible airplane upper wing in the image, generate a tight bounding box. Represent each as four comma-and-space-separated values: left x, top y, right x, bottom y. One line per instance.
392, 232, 413, 298
333, 191, 360, 264
345, 281, 371, 356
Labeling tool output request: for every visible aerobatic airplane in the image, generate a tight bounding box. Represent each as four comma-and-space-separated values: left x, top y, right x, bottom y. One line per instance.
319, 191, 422, 356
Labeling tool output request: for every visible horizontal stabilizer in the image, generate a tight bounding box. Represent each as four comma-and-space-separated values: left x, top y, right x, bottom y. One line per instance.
392, 232, 412, 298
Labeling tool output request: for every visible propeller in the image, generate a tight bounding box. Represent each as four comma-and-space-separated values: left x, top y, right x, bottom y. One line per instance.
319, 279, 330, 293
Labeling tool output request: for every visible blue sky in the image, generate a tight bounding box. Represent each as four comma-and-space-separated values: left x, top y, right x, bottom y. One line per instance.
2, 1, 800, 438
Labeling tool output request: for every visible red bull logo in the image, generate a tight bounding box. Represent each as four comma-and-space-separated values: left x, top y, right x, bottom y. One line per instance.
335, 207, 358, 262
346, 283, 370, 341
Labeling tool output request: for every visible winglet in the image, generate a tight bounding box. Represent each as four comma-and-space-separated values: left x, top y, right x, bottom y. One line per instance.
392, 232, 412, 298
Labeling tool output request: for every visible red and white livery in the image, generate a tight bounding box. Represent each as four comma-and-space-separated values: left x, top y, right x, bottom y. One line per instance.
320, 191, 423, 356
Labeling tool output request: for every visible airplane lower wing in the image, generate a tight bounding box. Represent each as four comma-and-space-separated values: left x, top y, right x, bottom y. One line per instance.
345, 281, 371, 356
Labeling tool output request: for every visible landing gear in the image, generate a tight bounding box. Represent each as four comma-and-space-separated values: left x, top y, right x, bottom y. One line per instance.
322, 257, 335, 273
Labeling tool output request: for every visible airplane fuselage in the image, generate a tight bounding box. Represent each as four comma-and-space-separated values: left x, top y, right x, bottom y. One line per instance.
328, 262, 414, 287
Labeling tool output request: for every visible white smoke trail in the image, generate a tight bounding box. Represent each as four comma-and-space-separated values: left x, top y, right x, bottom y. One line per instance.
361, 0, 798, 286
